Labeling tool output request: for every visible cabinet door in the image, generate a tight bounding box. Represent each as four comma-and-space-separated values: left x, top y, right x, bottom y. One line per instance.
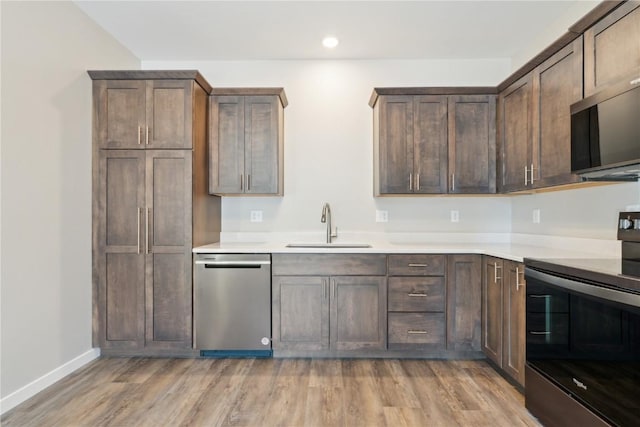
503, 260, 526, 387
95, 80, 146, 149
145, 150, 193, 348
499, 74, 533, 192
244, 96, 280, 194
532, 37, 583, 189
413, 96, 448, 193
96, 150, 146, 349
446, 255, 482, 351
209, 95, 245, 194
448, 95, 496, 194
377, 95, 414, 194
272, 276, 329, 351
584, 2, 640, 97
482, 256, 503, 366
146, 80, 193, 149
331, 276, 386, 351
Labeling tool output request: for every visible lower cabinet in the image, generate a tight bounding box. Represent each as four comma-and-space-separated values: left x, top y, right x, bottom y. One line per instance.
271, 254, 387, 354
447, 255, 482, 351
482, 256, 526, 386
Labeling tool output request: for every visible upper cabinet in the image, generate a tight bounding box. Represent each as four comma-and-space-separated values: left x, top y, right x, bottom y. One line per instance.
584, 1, 640, 97
92, 75, 206, 150
371, 89, 496, 195
498, 36, 583, 192
209, 89, 287, 196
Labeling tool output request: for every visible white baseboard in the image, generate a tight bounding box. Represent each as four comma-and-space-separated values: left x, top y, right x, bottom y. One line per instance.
0, 348, 101, 416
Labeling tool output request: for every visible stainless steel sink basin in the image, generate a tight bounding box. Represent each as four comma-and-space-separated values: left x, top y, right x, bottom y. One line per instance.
286, 243, 372, 248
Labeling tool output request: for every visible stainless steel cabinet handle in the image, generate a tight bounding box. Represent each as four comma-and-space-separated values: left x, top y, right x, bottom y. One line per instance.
408, 263, 428, 268
137, 207, 141, 254
240, 174, 243, 191
530, 163, 535, 184
247, 174, 251, 191
145, 127, 150, 145
516, 267, 524, 290
409, 173, 413, 191
138, 126, 142, 145
494, 262, 502, 282
631, 77, 640, 85
416, 173, 420, 191
408, 292, 428, 297
529, 331, 551, 335
451, 173, 455, 192
524, 165, 529, 185
145, 208, 150, 254
407, 330, 428, 335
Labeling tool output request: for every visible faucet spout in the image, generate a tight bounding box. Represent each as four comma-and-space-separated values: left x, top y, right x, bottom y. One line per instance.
321, 202, 337, 243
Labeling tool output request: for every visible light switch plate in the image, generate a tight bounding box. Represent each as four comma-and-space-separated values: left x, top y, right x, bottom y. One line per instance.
376, 210, 388, 222
533, 209, 541, 224
250, 210, 263, 222
450, 210, 459, 223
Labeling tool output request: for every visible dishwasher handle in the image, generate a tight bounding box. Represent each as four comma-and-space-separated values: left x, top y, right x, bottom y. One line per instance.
195, 260, 271, 268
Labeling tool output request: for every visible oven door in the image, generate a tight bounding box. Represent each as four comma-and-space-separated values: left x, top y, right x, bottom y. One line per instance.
525, 267, 640, 426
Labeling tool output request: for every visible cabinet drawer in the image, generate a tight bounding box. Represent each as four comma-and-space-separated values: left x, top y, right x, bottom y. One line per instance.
388, 313, 445, 346
388, 277, 445, 312
388, 255, 445, 276
272, 254, 387, 276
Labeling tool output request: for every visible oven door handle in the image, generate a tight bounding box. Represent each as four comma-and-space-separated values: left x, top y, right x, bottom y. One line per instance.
525, 267, 640, 309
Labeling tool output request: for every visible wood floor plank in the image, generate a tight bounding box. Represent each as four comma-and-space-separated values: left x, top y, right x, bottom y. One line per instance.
1, 358, 541, 427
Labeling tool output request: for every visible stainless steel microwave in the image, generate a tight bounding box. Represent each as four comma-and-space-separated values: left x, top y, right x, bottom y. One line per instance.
571, 78, 640, 179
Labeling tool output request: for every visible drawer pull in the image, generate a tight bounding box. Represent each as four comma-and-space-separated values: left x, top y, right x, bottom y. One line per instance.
408, 263, 428, 268
529, 331, 551, 335
408, 292, 428, 297
407, 330, 428, 335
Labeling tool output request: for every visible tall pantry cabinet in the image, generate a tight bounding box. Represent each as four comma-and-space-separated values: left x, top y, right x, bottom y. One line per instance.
89, 71, 220, 355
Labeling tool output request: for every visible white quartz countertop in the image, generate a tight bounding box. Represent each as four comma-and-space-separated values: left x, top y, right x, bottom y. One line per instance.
193, 240, 610, 263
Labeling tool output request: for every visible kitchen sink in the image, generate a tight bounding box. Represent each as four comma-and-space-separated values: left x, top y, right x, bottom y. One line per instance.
286, 243, 372, 248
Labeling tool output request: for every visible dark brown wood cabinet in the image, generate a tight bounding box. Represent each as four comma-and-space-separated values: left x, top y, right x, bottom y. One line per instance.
371, 90, 496, 195
584, 1, 640, 97
93, 78, 195, 150
209, 89, 286, 196
498, 73, 533, 193
446, 255, 482, 351
448, 95, 497, 194
91, 71, 220, 355
387, 255, 447, 350
482, 256, 526, 387
531, 36, 583, 188
271, 254, 387, 355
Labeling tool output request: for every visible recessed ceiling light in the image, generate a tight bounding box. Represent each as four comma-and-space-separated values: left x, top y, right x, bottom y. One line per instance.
322, 36, 339, 49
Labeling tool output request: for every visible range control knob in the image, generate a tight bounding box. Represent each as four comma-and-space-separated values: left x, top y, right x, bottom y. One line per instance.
620, 218, 634, 230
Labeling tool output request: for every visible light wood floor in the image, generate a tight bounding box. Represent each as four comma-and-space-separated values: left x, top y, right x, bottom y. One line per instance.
2, 357, 541, 427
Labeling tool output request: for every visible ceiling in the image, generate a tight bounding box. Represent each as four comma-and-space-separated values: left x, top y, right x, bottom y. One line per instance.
74, 1, 598, 61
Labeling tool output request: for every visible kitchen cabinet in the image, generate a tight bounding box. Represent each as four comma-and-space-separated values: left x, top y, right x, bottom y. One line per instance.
91, 71, 220, 355
447, 255, 482, 351
271, 254, 387, 354
482, 256, 526, 386
387, 255, 447, 350
448, 95, 497, 194
371, 90, 496, 195
209, 89, 287, 196
498, 73, 533, 193
93, 78, 196, 150
584, 1, 640, 97
531, 36, 583, 188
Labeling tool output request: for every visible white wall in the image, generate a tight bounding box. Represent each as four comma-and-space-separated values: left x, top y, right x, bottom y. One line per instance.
145, 59, 513, 238
1, 1, 139, 406
511, 182, 640, 240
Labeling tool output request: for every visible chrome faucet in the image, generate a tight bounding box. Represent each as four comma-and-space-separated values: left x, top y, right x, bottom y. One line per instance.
320, 202, 338, 244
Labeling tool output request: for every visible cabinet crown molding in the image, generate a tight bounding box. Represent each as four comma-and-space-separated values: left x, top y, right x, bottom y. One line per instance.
87, 70, 213, 94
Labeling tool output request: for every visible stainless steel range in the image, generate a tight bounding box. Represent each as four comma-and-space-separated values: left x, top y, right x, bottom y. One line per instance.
524, 212, 640, 426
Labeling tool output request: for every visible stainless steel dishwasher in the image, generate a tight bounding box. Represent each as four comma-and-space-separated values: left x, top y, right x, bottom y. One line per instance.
194, 253, 272, 357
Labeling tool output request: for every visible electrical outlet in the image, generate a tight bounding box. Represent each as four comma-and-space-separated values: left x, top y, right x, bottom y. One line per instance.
376, 210, 388, 222
450, 210, 459, 223
533, 209, 541, 224
250, 210, 263, 223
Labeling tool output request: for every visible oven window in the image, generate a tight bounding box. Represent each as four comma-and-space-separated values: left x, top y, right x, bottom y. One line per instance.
526, 276, 640, 426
